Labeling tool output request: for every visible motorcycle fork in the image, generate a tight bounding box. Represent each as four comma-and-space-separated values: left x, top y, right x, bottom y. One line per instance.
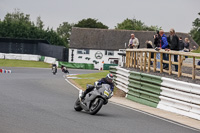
93, 98, 99, 105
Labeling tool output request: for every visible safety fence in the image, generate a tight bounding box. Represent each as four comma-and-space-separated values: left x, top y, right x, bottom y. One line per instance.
126, 49, 200, 80
0, 53, 57, 64
110, 66, 200, 120
59, 61, 94, 70
0, 53, 94, 70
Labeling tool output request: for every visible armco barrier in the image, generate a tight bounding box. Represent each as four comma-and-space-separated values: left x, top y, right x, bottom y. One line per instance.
4, 53, 41, 61
110, 66, 200, 120
0, 53, 5, 59
59, 61, 94, 70
44, 57, 56, 64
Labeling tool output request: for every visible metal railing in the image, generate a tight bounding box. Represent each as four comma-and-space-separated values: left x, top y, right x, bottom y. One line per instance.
126, 48, 200, 80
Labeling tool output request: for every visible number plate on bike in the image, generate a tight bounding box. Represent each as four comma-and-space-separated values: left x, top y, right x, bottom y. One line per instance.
104, 90, 109, 97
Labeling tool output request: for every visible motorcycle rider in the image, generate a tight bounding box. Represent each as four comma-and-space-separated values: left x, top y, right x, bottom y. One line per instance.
80, 73, 114, 99
61, 65, 69, 74
52, 64, 57, 74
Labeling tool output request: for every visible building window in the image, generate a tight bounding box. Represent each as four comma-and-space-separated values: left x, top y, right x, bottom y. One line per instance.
105, 50, 114, 56
77, 49, 90, 54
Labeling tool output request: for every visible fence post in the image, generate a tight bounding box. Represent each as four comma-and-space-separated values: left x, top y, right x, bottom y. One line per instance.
169, 54, 172, 75
126, 51, 130, 67
134, 52, 136, 68
153, 52, 157, 72
140, 52, 143, 71
178, 55, 182, 77
137, 52, 139, 68
192, 57, 196, 79
147, 52, 151, 72
160, 53, 163, 73
130, 51, 133, 67
144, 52, 147, 71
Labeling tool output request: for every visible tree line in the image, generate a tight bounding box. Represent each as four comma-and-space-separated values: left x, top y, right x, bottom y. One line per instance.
0, 9, 199, 47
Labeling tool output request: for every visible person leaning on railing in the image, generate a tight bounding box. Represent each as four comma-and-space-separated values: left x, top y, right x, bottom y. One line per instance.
146, 40, 154, 65
157, 30, 169, 69
167, 28, 179, 72
128, 33, 139, 49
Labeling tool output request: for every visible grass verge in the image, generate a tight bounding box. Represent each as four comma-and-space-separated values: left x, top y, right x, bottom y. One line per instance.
69, 71, 126, 97
0, 59, 50, 68
69, 71, 109, 90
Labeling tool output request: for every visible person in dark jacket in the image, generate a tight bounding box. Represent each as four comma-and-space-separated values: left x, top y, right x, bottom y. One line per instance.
153, 30, 161, 48
146, 40, 154, 65
179, 37, 185, 51
167, 28, 179, 71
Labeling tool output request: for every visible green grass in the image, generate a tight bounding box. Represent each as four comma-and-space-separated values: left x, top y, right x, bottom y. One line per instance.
191, 49, 200, 53
0, 59, 50, 68
71, 71, 109, 90
188, 47, 200, 59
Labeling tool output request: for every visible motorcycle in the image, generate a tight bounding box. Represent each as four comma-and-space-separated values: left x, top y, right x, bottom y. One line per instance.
74, 84, 113, 115
61, 65, 69, 74
52, 64, 57, 75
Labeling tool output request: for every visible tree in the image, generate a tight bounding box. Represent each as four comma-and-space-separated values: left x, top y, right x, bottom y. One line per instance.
57, 22, 73, 46
74, 18, 108, 29
36, 16, 44, 30
115, 18, 160, 31
0, 9, 67, 47
190, 12, 200, 45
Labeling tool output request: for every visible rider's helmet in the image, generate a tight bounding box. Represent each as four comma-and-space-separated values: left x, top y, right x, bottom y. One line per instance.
105, 73, 114, 84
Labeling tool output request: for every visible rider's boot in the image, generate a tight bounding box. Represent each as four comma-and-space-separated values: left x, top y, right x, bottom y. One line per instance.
80, 85, 94, 100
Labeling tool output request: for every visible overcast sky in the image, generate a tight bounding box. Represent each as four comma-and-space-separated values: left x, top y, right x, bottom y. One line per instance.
0, 0, 199, 33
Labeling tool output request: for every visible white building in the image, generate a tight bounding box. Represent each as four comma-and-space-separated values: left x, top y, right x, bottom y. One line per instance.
68, 48, 125, 70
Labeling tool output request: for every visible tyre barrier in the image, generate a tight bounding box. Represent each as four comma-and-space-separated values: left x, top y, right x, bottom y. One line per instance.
0, 69, 12, 73
109, 66, 200, 120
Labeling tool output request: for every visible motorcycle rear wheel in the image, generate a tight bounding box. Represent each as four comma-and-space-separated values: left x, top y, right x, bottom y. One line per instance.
89, 98, 104, 115
74, 98, 83, 111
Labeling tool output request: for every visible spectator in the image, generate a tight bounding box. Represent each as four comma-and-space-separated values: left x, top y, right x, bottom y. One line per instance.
153, 30, 161, 48
184, 38, 190, 52
179, 37, 185, 51
167, 28, 179, 71
146, 40, 153, 65
128, 33, 139, 49
146, 40, 153, 48
184, 38, 190, 58
157, 30, 169, 69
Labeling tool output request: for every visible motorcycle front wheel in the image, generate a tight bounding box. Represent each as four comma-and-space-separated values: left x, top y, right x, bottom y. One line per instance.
74, 98, 83, 111
89, 98, 104, 115
52, 68, 56, 75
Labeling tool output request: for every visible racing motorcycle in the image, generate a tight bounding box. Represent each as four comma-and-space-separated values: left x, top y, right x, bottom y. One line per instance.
61, 65, 69, 74
52, 64, 57, 75
74, 83, 113, 115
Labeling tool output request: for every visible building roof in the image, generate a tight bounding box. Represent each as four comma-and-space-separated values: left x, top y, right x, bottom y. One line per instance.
69, 27, 199, 50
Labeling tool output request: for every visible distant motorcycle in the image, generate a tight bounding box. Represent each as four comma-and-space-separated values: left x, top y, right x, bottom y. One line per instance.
74, 84, 113, 115
52, 64, 57, 75
61, 65, 69, 74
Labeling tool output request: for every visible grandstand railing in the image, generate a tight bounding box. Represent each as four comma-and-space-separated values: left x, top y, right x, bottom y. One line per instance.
126, 48, 200, 80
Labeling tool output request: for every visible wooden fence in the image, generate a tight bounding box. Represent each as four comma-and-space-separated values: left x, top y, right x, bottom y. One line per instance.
126, 48, 200, 80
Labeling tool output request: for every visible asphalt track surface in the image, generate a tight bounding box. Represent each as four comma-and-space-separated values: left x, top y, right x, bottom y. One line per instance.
0, 67, 199, 133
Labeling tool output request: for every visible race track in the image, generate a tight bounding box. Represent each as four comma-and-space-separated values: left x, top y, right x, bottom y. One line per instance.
0, 67, 199, 133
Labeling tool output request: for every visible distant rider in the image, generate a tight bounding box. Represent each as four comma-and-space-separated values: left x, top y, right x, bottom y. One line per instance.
80, 73, 114, 99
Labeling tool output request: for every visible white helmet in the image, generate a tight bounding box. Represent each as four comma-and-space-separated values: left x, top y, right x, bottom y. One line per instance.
106, 73, 114, 83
